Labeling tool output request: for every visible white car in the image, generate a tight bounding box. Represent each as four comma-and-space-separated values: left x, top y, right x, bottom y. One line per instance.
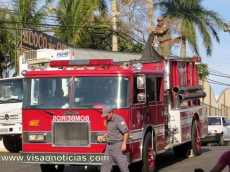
201, 116, 230, 146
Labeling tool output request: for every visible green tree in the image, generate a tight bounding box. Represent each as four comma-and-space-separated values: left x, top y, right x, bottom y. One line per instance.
197, 62, 209, 80
12, 0, 53, 28
0, 8, 17, 78
53, 0, 108, 45
155, 0, 224, 57
53, 0, 145, 52
0, 0, 54, 77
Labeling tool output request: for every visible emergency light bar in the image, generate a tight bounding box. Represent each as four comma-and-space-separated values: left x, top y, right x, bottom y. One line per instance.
49, 59, 114, 68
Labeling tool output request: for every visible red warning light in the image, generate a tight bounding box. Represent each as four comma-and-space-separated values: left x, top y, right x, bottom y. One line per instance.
49, 59, 114, 68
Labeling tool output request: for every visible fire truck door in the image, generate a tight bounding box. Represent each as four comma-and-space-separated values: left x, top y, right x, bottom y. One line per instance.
132, 76, 159, 127
132, 77, 146, 129
131, 76, 150, 160
145, 76, 157, 127
155, 77, 165, 151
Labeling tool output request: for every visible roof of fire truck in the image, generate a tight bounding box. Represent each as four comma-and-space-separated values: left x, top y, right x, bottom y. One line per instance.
24, 58, 166, 78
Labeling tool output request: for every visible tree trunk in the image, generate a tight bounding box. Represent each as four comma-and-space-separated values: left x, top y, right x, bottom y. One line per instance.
147, 0, 154, 33
180, 36, 186, 58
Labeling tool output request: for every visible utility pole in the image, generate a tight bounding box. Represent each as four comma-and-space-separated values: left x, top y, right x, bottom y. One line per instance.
112, 0, 118, 51
147, 0, 154, 33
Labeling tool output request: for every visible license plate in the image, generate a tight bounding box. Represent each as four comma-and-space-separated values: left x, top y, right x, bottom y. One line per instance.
0, 128, 8, 132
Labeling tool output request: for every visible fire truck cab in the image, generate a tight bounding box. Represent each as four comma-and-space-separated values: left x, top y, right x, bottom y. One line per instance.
21, 56, 208, 172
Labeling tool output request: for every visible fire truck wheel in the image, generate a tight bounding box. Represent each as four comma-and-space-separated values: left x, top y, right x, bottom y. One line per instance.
191, 121, 201, 156
141, 132, 156, 172
3, 135, 22, 153
40, 164, 65, 172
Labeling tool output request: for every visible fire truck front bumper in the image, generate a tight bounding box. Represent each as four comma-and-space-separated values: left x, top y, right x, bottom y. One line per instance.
20, 152, 129, 165
0, 123, 22, 135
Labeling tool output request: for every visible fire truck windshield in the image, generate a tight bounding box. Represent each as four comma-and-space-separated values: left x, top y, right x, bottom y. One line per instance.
22, 76, 130, 109
0, 78, 23, 103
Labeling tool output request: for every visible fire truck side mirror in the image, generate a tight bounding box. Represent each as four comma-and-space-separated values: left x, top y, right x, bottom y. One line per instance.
137, 76, 146, 89
137, 93, 146, 102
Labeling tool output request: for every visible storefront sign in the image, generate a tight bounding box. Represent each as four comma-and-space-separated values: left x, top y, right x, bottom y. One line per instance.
22, 25, 75, 51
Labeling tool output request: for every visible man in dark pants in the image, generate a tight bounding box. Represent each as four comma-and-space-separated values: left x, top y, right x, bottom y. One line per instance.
152, 16, 171, 59
99, 105, 129, 172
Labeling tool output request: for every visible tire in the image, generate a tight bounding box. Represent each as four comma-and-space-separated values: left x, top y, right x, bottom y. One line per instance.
141, 132, 156, 172
3, 135, 22, 153
191, 121, 201, 156
218, 134, 228, 146
40, 164, 65, 172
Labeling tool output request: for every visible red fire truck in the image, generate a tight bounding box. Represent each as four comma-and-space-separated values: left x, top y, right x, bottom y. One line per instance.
21, 54, 208, 171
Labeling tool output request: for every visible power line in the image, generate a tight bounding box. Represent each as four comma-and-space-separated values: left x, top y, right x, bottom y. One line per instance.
209, 73, 230, 78
0, 20, 96, 29
207, 79, 230, 87
209, 68, 230, 75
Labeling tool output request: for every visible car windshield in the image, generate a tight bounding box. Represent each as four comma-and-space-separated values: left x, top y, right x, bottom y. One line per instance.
208, 117, 221, 125
0, 78, 23, 103
23, 76, 130, 109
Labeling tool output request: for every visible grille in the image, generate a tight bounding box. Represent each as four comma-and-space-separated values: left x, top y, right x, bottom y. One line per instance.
9, 115, 19, 120
24, 50, 37, 61
52, 122, 90, 147
0, 115, 19, 121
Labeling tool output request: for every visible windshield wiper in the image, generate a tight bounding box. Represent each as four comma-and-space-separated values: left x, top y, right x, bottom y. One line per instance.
41, 110, 54, 116
25, 104, 54, 116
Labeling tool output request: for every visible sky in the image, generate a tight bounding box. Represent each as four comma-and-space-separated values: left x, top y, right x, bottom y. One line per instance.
1, 0, 230, 97
189, 0, 230, 97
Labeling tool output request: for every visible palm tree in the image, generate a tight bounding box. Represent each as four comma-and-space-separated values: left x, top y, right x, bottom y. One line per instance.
11, 0, 53, 28
0, 8, 17, 78
1, 0, 54, 76
155, 0, 223, 57
53, 0, 108, 45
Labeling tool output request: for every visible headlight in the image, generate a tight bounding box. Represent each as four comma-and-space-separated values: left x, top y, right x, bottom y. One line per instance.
36, 135, 45, 141
97, 135, 106, 141
96, 134, 106, 143
28, 134, 45, 142
28, 135, 37, 141
210, 130, 218, 133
